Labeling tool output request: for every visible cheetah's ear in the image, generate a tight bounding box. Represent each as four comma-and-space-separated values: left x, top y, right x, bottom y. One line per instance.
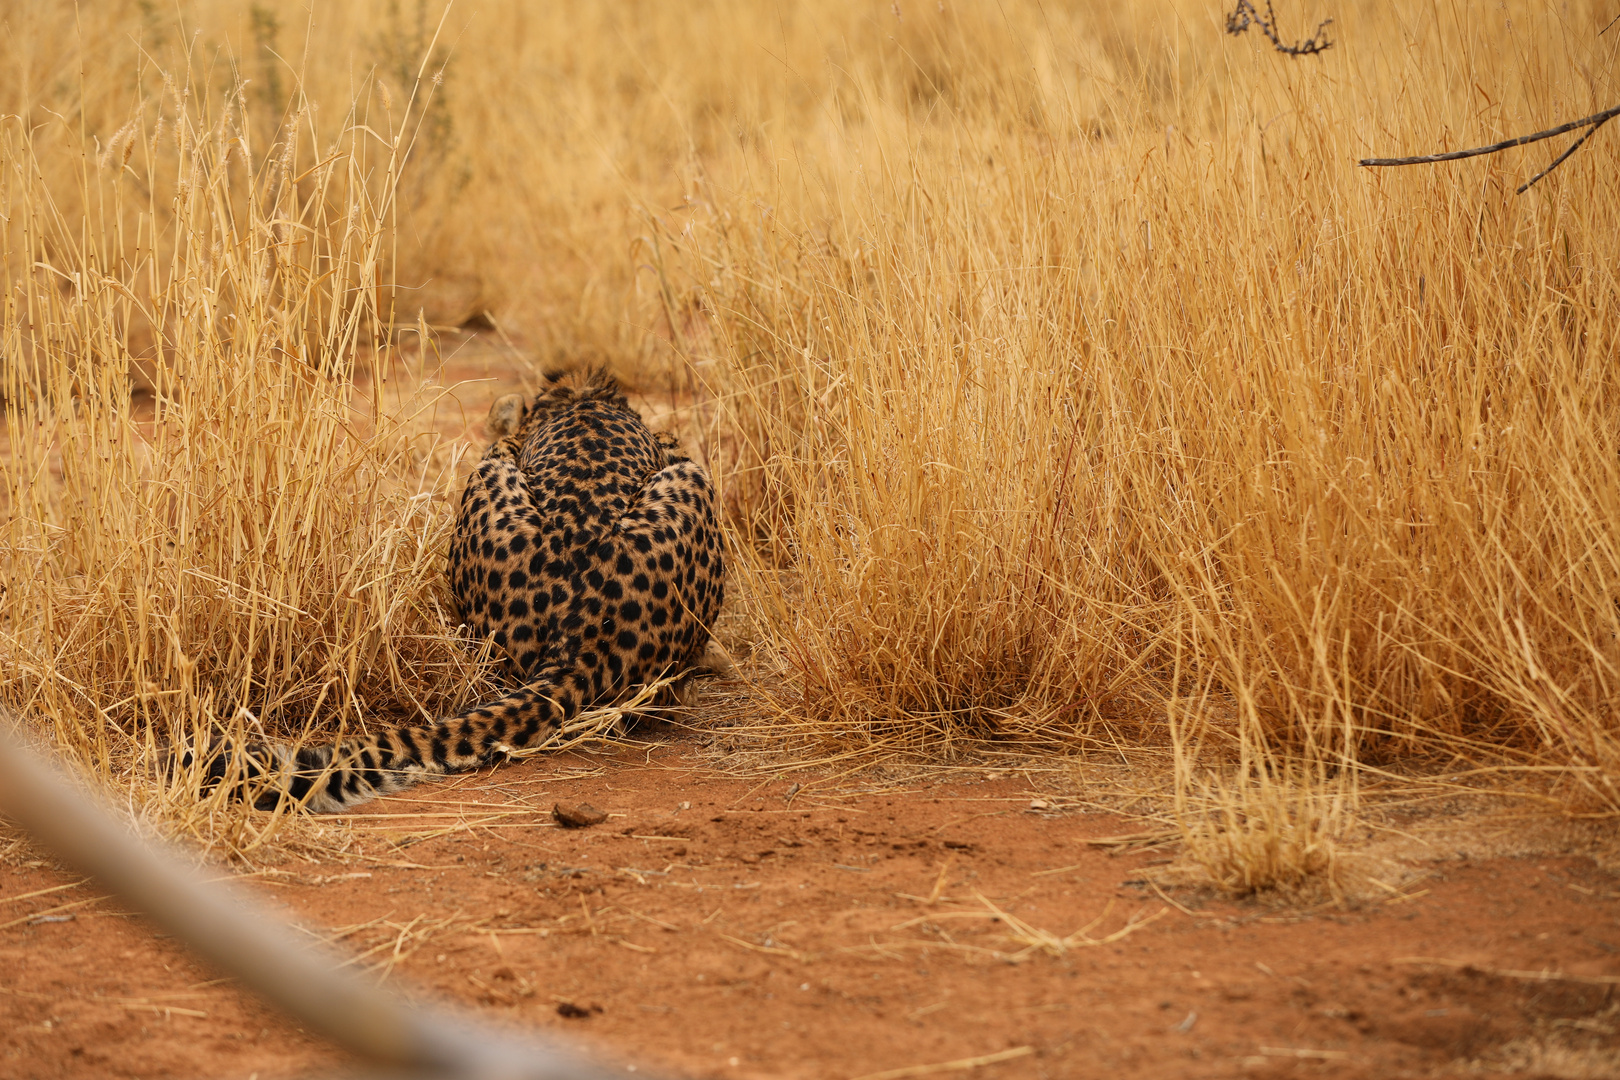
486, 393, 528, 438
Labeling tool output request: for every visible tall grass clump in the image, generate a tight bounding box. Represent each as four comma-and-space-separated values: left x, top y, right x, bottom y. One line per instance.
0, 48, 496, 847
668, 0, 1620, 862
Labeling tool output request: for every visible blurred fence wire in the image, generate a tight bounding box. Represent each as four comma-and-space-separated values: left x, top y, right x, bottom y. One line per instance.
0, 717, 629, 1080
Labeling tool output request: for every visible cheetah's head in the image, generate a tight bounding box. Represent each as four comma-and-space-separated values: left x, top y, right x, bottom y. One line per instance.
487, 368, 631, 443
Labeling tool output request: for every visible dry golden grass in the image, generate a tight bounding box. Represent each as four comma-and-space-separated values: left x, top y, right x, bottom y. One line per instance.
4, 0, 1618, 888
0, 20, 505, 851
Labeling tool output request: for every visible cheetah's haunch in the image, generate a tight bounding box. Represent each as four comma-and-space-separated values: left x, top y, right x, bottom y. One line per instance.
197, 367, 725, 811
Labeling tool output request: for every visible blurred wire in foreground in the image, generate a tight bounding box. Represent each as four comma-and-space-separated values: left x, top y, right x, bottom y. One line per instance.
0, 717, 626, 1080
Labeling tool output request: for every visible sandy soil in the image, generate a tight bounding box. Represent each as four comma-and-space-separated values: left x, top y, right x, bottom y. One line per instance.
3, 729, 1619, 1080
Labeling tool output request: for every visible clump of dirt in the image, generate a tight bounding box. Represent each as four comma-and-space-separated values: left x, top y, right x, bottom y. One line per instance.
4, 733, 1619, 1080
553, 802, 610, 828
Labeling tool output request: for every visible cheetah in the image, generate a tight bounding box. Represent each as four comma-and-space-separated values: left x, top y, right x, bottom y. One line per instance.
199, 367, 726, 812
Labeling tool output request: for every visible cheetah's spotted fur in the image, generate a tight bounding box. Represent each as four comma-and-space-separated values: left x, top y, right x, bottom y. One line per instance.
205, 368, 725, 812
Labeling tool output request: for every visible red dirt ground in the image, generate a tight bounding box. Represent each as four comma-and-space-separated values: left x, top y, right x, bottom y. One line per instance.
7, 346, 1619, 1077
3, 732, 1619, 1080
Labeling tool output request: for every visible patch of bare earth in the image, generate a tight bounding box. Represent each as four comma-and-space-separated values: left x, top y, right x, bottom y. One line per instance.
3, 732, 1619, 1080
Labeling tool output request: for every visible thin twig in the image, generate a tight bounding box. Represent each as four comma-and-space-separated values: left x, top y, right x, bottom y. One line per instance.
1226, 1, 1334, 56
1393, 957, 1620, 986
849, 1046, 1035, 1080
1516, 113, 1616, 192
1359, 104, 1620, 168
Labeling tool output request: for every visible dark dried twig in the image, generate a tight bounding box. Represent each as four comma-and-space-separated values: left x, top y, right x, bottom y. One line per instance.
1359, 103, 1620, 193
1515, 114, 1616, 192
1226, 0, 1334, 56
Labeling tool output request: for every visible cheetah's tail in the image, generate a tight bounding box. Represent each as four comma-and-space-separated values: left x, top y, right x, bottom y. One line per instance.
186, 676, 585, 813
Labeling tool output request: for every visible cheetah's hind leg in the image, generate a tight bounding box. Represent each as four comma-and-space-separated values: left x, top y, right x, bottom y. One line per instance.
624, 641, 736, 717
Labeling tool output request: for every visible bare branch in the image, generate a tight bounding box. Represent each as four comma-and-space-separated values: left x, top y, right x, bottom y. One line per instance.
1516, 112, 1617, 192
1359, 104, 1620, 167
1358, 103, 1620, 191
1226, 0, 1334, 56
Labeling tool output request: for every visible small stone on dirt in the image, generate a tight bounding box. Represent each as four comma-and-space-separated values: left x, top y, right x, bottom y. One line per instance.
556, 1001, 601, 1019
554, 802, 608, 828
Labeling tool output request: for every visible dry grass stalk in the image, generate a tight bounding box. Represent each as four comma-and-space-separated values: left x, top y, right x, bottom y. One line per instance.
717, 932, 811, 963
890, 894, 1166, 963
969, 893, 1168, 961
848, 1045, 1035, 1080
